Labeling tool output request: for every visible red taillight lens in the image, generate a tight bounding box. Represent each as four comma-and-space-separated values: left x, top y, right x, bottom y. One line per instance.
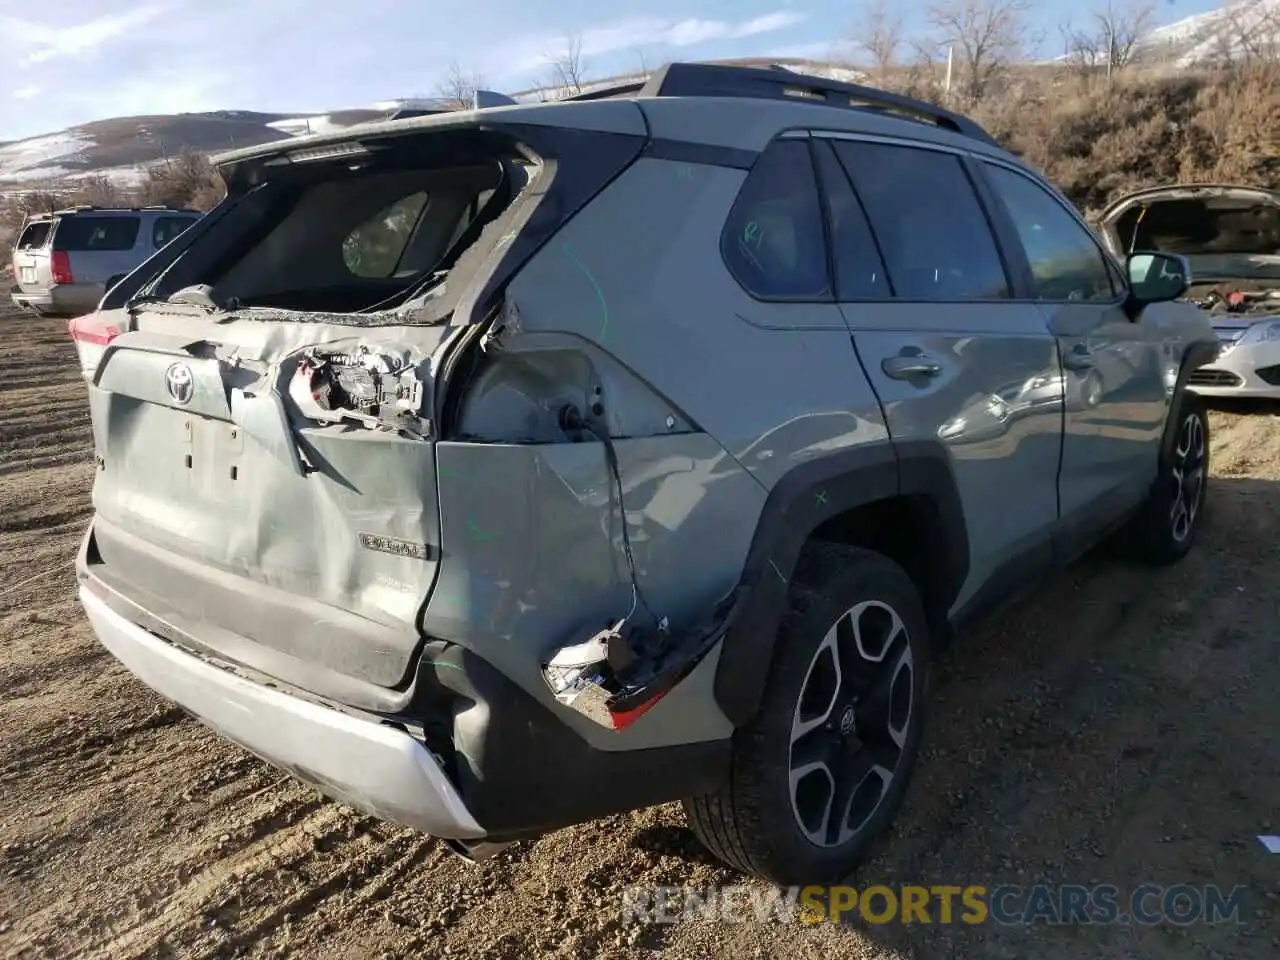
68, 314, 121, 346
50, 249, 73, 285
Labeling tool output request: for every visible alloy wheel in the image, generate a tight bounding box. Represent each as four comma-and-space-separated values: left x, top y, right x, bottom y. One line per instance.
1170, 411, 1206, 543
788, 600, 915, 848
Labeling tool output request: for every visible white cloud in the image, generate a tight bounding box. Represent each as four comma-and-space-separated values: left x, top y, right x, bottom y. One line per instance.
500, 9, 808, 75
4, 5, 169, 66
12, 86, 42, 100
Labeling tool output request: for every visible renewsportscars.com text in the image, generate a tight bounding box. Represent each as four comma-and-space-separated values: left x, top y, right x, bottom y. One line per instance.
620, 883, 1249, 926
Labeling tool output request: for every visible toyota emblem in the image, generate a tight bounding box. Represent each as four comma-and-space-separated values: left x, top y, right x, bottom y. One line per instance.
165, 362, 194, 405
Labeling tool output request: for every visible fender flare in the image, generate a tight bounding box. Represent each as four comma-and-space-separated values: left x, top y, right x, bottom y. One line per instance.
712, 439, 970, 727
1160, 338, 1219, 465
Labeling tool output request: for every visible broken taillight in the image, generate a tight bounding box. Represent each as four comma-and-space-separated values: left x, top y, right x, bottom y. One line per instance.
50, 249, 73, 285
68, 314, 121, 346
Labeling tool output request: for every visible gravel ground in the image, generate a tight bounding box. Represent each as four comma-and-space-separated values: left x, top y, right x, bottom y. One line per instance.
1, 306, 1277, 959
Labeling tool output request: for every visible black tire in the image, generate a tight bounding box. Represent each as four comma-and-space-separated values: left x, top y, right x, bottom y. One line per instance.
105, 275, 125, 294
683, 544, 930, 885
1129, 389, 1209, 565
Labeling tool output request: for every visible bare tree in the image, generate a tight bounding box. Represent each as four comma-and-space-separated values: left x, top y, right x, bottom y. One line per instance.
1061, 1, 1156, 79
632, 44, 653, 78
543, 31, 587, 97
851, 0, 907, 77
435, 59, 487, 109
927, 0, 1034, 104
1218, 0, 1280, 66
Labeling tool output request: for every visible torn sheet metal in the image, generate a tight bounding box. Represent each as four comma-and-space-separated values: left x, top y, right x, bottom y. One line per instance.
541, 608, 727, 732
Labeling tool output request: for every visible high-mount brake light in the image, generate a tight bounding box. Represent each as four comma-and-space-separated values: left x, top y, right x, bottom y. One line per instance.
284, 142, 372, 164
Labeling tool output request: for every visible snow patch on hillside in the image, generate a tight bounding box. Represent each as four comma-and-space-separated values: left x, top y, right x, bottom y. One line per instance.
1137, 0, 1280, 65
267, 115, 355, 136
0, 132, 91, 182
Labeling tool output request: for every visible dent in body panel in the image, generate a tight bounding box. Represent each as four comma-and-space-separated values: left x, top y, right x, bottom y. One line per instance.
841, 303, 1063, 615
91, 381, 442, 629
423, 435, 758, 750
88, 316, 455, 686
502, 156, 889, 492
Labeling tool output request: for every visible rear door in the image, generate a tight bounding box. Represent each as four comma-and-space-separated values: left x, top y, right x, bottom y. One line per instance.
11, 219, 53, 291
815, 135, 1064, 617
975, 160, 1167, 552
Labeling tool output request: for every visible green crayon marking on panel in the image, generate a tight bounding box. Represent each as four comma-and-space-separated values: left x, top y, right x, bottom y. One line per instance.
562, 242, 610, 341
468, 517, 499, 541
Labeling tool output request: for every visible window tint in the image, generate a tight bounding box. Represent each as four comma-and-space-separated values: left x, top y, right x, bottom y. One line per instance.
16, 221, 52, 250
342, 191, 430, 278
52, 216, 140, 252
831, 141, 1009, 300
983, 164, 1116, 301
722, 139, 830, 300
153, 216, 196, 248
813, 140, 890, 300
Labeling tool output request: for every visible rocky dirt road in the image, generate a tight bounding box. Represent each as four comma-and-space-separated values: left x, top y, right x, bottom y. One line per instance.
1, 307, 1277, 959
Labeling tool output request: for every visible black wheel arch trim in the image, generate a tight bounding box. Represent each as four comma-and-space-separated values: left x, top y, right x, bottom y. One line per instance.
712, 439, 970, 727
1160, 339, 1217, 465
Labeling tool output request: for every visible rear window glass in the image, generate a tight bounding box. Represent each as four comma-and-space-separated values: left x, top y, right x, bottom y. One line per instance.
153, 216, 197, 248
721, 139, 831, 300
198, 164, 511, 313
16, 222, 52, 250
53, 216, 140, 252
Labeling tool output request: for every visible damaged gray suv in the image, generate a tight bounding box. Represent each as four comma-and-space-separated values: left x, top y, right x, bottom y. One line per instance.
71, 63, 1218, 885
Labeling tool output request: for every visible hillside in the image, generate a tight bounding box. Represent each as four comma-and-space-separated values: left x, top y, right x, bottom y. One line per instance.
0, 58, 862, 190
0, 105, 424, 189
1136, 0, 1280, 65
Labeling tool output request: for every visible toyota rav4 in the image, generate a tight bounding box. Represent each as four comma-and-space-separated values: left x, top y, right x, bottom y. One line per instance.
69, 63, 1218, 885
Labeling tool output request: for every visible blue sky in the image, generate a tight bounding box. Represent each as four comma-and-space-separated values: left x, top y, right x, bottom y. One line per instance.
0, 0, 1223, 141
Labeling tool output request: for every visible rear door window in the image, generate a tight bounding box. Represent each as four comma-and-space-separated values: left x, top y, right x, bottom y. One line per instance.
152, 216, 197, 249
830, 140, 1010, 301
342, 192, 430, 278
53, 216, 141, 252
16, 221, 52, 250
721, 139, 831, 301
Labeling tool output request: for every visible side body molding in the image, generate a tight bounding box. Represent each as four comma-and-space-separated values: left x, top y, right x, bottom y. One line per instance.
712, 439, 970, 726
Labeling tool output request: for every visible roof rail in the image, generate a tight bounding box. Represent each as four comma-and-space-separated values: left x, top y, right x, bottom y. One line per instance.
634, 61, 1000, 146
565, 81, 646, 102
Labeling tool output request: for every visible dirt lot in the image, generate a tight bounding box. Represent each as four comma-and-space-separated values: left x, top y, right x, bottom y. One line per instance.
1, 306, 1277, 960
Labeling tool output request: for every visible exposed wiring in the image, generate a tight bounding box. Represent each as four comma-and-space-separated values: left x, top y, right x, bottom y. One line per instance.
561, 403, 664, 632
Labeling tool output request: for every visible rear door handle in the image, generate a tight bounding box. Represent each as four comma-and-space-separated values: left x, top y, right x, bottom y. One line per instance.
1062, 346, 1095, 370
882, 355, 943, 380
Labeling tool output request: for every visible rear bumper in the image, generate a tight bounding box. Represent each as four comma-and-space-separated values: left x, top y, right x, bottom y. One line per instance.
79, 583, 487, 840
76, 520, 732, 840
11, 283, 103, 317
